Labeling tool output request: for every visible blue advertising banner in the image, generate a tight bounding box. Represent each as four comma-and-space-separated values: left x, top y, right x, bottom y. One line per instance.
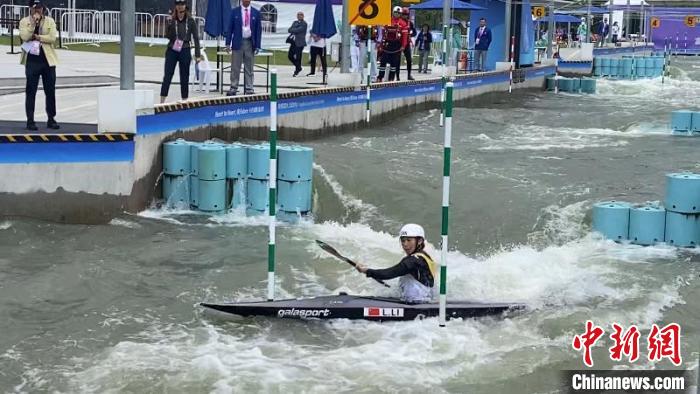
136, 71, 515, 136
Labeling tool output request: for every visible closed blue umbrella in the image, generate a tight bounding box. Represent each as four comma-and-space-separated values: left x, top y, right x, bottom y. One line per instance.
310, 0, 337, 39
205, 0, 230, 38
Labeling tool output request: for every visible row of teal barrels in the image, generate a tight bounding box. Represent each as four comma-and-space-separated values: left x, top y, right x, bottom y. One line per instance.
163, 175, 312, 214
592, 173, 700, 247
545, 77, 597, 93
593, 56, 664, 79
671, 110, 700, 134
162, 139, 313, 214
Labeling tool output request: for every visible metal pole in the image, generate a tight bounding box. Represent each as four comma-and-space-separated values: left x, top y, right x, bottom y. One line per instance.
267, 69, 278, 301
625, 0, 630, 42
366, 26, 371, 123
586, 0, 591, 43
191, 0, 197, 16
341, 0, 350, 72
120, 0, 135, 90
438, 81, 453, 328
504, 0, 512, 60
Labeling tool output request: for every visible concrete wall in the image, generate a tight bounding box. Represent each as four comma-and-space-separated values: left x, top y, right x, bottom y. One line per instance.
0, 67, 552, 224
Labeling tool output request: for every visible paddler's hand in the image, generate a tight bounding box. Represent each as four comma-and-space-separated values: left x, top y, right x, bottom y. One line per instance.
355, 263, 368, 273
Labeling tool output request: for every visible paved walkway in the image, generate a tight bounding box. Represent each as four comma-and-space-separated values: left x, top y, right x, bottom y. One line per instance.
0, 45, 443, 125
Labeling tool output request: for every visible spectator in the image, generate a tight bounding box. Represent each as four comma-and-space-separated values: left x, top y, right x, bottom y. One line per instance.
19, 0, 59, 131
307, 33, 327, 83
474, 17, 491, 72
598, 18, 609, 47
287, 12, 307, 77
415, 24, 432, 73
611, 21, 620, 45
160, 0, 201, 104
225, 0, 262, 96
577, 17, 588, 44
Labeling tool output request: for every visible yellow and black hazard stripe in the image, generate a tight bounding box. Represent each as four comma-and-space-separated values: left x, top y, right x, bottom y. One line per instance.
0, 133, 134, 143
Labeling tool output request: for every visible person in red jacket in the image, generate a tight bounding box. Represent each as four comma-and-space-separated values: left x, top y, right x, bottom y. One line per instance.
376, 7, 404, 82
399, 7, 416, 81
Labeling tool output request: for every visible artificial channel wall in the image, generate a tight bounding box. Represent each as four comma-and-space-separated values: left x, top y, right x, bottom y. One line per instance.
0, 66, 553, 224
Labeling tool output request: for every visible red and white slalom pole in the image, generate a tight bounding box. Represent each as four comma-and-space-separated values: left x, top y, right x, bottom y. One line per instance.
509, 35, 515, 94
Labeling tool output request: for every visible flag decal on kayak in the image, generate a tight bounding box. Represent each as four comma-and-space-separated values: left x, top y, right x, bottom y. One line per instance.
363, 307, 404, 317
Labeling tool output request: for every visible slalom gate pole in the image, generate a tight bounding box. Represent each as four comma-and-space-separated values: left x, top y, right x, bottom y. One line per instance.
439, 81, 453, 327
267, 69, 278, 301
509, 35, 515, 94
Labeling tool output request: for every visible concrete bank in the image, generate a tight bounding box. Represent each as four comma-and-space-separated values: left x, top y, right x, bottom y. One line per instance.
0, 66, 554, 224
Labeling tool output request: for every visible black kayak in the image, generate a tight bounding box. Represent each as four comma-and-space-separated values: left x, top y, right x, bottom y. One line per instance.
200, 293, 526, 321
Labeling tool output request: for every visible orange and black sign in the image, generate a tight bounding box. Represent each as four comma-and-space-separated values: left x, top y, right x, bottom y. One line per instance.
685, 15, 696, 28
650, 17, 661, 29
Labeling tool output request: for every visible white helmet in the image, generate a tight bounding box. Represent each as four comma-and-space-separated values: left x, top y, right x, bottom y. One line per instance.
393, 6, 402, 13
399, 223, 425, 238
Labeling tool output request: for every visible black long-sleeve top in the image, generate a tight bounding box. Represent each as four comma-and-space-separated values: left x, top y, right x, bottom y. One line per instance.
365, 255, 434, 287
166, 15, 201, 58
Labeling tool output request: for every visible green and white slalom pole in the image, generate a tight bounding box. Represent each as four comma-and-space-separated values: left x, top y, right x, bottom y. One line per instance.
662, 38, 667, 85
439, 81, 453, 327
440, 24, 447, 127
366, 26, 372, 123
267, 69, 278, 301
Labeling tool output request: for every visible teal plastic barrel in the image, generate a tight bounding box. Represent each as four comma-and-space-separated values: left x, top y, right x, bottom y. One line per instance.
247, 144, 271, 180
592, 201, 631, 241
664, 211, 700, 247
601, 58, 611, 75
571, 78, 581, 93
546, 76, 556, 91
609, 59, 619, 77
691, 112, 700, 133
278, 146, 314, 181
163, 174, 189, 208
247, 178, 270, 211
653, 57, 665, 76
198, 145, 226, 181
671, 110, 693, 132
277, 180, 312, 213
593, 57, 602, 76
620, 58, 633, 78
665, 173, 700, 214
226, 143, 248, 179
635, 60, 645, 79
580, 78, 597, 94
163, 139, 191, 176
629, 205, 666, 245
198, 179, 226, 211
231, 178, 246, 208
559, 78, 574, 92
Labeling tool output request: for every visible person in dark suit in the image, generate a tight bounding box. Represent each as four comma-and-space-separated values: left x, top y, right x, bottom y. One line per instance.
287, 11, 307, 77
225, 0, 262, 96
473, 17, 492, 72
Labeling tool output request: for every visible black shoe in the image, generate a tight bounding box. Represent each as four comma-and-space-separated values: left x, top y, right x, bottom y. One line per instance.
47, 119, 60, 130
306, 73, 315, 76
408, 76, 415, 80
226, 89, 237, 97
26, 122, 37, 131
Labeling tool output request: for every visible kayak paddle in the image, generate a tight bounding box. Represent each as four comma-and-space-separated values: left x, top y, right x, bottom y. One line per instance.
315, 240, 390, 288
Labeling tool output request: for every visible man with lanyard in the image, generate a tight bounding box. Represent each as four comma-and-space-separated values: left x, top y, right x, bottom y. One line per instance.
398, 7, 416, 81
356, 224, 437, 303
19, 0, 59, 131
376, 7, 404, 83
473, 17, 492, 72
225, 0, 262, 96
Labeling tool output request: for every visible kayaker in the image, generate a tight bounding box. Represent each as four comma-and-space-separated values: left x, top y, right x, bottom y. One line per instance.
356, 224, 437, 303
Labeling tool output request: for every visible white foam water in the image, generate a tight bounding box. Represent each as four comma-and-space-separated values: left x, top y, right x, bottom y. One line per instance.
0, 221, 11, 230
57, 206, 698, 393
